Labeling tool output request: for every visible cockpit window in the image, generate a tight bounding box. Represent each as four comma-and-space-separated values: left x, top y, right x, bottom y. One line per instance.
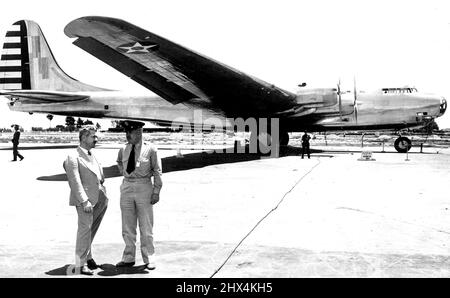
382, 87, 418, 94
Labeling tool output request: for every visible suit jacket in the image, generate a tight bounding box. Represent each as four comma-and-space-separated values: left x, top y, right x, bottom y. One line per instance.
63, 147, 106, 206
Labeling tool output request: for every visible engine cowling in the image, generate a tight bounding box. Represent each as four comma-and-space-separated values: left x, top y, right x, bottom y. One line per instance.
295, 88, 337, 108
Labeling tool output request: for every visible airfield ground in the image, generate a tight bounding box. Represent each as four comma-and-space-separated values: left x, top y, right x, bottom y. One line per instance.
0, 133, 450, 277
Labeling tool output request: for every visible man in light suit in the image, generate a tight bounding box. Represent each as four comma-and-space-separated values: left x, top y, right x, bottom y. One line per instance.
63, 126, 108, 275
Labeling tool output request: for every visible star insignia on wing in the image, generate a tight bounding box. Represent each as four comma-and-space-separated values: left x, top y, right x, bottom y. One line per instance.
117, 42, 158, 54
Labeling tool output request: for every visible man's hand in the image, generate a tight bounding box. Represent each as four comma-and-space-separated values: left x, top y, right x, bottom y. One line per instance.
150, 193, 160, 205
82, 201, 93, 213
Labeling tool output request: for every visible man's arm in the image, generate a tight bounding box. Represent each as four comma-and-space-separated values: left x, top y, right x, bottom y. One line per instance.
149, 148, 162, 205
64, 155, 89, 205
116, 148, 124, 174
150, 148, 163, 194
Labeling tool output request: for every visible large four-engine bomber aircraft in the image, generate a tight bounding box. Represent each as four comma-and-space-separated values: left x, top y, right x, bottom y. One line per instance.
0, 18, 447, 153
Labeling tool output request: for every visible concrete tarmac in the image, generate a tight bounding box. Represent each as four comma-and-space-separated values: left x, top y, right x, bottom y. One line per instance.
0, 144, 450, 277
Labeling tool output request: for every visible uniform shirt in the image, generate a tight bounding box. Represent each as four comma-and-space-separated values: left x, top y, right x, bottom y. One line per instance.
116, 141, 163, 194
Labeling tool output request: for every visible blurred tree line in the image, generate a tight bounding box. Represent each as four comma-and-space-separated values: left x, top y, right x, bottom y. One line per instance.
30, 115, 101, 132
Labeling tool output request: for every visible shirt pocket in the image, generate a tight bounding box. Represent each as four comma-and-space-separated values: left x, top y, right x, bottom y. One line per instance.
137, 157, 150, 169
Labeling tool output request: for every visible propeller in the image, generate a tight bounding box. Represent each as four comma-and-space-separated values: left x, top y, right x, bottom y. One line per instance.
337, 79, 343, 120
353, 76, 358, 124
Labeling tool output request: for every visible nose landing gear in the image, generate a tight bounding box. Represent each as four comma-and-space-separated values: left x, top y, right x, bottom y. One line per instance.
394, 136, 412, 153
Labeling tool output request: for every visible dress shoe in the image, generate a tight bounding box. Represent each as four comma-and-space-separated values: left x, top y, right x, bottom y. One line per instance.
80, 265, 94, 276
116, 261, 135, 267
20, 157, 24, 161
87, 259, 99, 270
145, 256, 156, 270
145, 262, 156, 270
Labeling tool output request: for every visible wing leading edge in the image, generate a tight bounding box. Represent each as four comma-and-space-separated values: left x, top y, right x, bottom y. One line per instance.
64, 16, 298, 118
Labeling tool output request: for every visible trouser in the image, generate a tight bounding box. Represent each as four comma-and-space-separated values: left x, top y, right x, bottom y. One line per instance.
302, 144, 310, 158
120, 180, 154, 264
75, 190, 108, 266
12, 144, 23, 161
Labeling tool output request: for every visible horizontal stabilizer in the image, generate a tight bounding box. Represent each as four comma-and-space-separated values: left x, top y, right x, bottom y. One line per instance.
0, 90, 89, 103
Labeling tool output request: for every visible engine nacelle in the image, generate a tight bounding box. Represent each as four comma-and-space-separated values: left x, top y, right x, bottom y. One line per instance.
295, 88, 337, 108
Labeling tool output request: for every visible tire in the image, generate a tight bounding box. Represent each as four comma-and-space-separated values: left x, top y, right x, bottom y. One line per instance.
394, 137, 412, 153
280, 131, 289, 146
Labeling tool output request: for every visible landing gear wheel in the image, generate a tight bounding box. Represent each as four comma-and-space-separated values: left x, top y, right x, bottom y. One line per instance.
394, 137, 412, 153
249, 128, 280, 156
280, 131, 289, 147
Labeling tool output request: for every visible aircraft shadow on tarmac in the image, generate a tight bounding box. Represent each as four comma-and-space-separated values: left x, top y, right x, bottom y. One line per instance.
36, 146, 326, 181
45, 264, 149, 276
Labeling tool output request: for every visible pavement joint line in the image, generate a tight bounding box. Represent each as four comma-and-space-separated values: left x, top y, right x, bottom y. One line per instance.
209, 158, 322, 278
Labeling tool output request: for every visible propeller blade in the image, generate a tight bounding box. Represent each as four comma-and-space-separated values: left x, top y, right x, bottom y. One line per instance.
337, 79, 342, 120
353, 76, 358, 124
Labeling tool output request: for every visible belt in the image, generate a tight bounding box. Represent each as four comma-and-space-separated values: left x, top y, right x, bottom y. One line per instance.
123, 177, 151, 183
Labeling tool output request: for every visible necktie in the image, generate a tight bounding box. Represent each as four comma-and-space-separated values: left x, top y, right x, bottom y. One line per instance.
88, 151, 92, 156
126, 144, 136, 174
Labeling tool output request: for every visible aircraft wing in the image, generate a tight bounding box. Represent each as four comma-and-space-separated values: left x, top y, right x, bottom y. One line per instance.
64, 16, 298, 118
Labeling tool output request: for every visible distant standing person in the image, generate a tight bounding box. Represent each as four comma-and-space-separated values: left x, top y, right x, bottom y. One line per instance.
301, 131, 311, 159
11, 125, 24, 161
116, 120, 162, 270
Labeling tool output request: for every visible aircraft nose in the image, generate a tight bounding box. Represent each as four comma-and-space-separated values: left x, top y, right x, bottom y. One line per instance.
439, 97, 447, 116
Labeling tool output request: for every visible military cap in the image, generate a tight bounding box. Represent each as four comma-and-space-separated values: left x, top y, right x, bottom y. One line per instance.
120, 120, 145, 131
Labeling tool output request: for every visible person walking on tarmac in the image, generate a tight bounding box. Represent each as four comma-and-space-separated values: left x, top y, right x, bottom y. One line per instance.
301, 130, 311, 159
11, 124, 24, 161
115, 120, 162, 270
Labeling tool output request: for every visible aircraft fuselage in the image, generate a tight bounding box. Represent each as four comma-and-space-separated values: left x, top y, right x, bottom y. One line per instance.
5, 88, 445, 134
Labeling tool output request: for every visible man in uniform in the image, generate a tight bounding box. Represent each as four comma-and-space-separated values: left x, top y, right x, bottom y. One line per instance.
301, 130, 311, 159
116, 120, 162, 270
63, 126, 108, 275
11, 124, 24, 161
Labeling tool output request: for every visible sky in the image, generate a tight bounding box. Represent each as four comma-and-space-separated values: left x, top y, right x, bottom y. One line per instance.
1, 0, 450, 130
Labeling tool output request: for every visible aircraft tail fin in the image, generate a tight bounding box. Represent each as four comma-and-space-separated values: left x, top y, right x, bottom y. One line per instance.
0, 20, 106, 92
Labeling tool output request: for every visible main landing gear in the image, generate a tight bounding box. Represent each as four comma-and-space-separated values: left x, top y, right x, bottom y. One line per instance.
246, 125, 289, 156
280, 130, 289, 147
